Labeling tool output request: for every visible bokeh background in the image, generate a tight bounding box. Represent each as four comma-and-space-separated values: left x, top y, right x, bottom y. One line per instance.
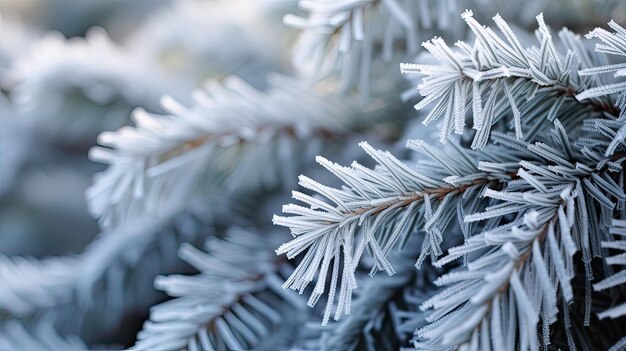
0, 0, 298, 260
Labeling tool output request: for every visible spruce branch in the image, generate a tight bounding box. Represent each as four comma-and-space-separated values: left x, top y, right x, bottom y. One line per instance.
401, 11, 617, 148
130, 230, 305, 351
414, 189, 576, 350
273, 138, 518, 325
582, 112, 626, 328
275, 115, 626, 349
87, 73, 393, 229
323, 260, 417, 351
272, 91, 624, 346
593, 219, 626, 319
577, 20, 626, 101
318, 238, 436, 351
414, 117, 626, 349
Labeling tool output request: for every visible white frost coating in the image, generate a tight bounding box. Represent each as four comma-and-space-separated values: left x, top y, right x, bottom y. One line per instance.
86, 73, 384, 230
130, 230, 305, 351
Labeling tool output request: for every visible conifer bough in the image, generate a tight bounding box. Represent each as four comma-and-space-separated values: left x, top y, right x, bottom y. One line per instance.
3, 2, 626, 350
275, 9, 626, 351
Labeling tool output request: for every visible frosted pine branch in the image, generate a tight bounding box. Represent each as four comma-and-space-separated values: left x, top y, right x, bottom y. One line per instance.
415, 206, 575, 350
577, 106, 626, 167
324, 241, 436, 351
577, 20, 626, 101
274, 139, 515, 325
594, 220, 626, 318
402, 11, 617, 148
130, 230, 305, 351
414, 117, 626, 349
275, 117, 626, 348
590, 218, 626, 351
87, 73, 389, 229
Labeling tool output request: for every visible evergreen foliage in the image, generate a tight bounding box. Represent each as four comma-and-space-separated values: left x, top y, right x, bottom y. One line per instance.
1, 1, 626, 350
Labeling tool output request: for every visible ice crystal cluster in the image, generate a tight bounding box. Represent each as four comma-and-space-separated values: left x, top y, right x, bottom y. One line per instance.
1, 0, 626, 350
